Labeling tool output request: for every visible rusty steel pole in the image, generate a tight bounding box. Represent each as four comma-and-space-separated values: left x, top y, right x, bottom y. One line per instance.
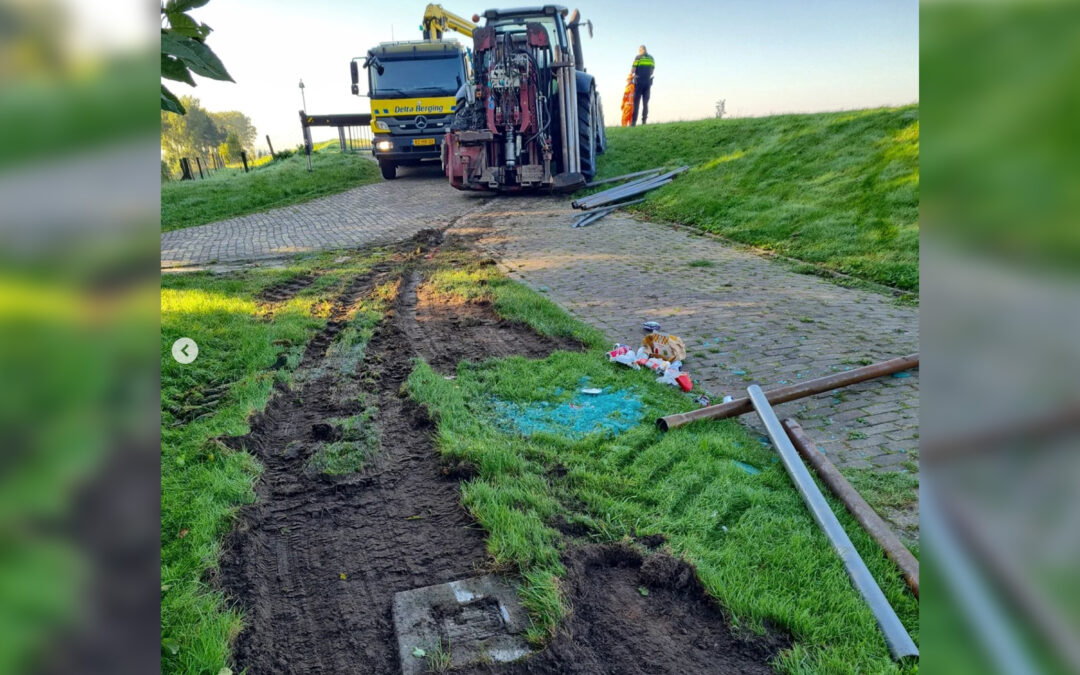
658, 353, 918, 431
782, 418, 919, 598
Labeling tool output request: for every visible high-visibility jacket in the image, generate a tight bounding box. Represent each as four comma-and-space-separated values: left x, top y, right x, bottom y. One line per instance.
632, 53, 655, 87
620, 74, 635, 126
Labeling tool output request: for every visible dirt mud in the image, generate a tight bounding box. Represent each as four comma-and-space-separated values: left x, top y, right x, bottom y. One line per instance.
258, 272, 317, 303
219, 243, 567, 674
461, 545, 789, 675
398, 269, 570, 374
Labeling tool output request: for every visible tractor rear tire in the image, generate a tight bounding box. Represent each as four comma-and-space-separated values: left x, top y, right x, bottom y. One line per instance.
379, 160, 397, 180
577, 84, 598, 180
596, 96, 608, 155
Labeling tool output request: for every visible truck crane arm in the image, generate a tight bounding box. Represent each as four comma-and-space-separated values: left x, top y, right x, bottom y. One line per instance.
422, 3, 476, 40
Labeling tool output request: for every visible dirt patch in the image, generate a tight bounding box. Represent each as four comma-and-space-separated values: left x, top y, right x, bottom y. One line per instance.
397, 270, 573, 374
259, 272, 317, 303
219, 245, 575, 674
460, 544, 789, 675
220, 274, 487, 673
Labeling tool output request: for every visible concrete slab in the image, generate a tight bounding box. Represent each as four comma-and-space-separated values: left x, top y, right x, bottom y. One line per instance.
392, 575, 532, 674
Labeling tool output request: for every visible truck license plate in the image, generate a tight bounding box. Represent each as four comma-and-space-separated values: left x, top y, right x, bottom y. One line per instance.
412, 138, 435, 146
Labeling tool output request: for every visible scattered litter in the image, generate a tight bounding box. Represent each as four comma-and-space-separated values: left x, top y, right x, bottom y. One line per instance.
642, 321, 661, 333
732, 370, 746, 376
733, 460, 761, 475
609, 345, 642, 370
657, 366, 693, 392
581, 388, 603, 395
412, 647, 426, 658
892, 371, 911, 379
643, 332, 686, 362
695, 394, 711, 407
722, 395, 734, 403
637, 586, 650, 597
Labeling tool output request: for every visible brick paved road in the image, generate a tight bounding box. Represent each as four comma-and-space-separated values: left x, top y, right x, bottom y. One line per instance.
450, 196, 919, 536
161, 167, 487, 268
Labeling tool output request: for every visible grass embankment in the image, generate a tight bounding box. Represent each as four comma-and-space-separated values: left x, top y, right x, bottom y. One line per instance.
161, 142, 381, 232
596, 105, 919, 291
160, 250, 387, 673
408, 256, 919, 674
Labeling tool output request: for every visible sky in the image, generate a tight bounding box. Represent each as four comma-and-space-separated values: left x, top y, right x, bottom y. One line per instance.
168, 0, 918, 153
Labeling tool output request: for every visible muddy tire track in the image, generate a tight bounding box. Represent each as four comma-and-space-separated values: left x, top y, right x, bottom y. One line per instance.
259, 273, 318, 303
220, 243, 565, 674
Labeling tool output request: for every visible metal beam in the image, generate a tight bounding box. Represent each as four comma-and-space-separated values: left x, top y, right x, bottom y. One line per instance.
658, 353, 918, 431
299, 112, 373, 128
782, 418, 919, 598
747, 385, 919, 661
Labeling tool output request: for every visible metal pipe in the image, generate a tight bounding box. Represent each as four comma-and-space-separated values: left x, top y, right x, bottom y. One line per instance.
554, 46, 570, 173
581, 178, 673, 210
573, 172, 672, 208
747, 385, 919, 661
572, 198, 646, 227
658, 353, 918, 431
584, 168, 665, 188
573, 166, 688, 209
565, 50, 580, 174
578, 177, 673, 209
782, 418, 920, 598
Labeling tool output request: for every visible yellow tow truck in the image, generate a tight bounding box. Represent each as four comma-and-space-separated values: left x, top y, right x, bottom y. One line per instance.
349, 4, 476, 179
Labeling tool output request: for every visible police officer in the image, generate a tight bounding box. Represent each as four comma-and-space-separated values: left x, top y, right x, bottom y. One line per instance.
631, 45, 655, 126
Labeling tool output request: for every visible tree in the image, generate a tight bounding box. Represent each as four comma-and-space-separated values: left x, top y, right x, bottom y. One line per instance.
209, 111, 257, 152
161, 0, 234, 115
221, 131, 243, 163
160, 96, 224, 163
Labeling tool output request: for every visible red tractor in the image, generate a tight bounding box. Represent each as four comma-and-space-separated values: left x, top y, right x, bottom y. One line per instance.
442, 5, 605, 192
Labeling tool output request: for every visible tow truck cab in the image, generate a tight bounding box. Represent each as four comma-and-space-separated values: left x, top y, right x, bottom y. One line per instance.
351, 40, 470, 180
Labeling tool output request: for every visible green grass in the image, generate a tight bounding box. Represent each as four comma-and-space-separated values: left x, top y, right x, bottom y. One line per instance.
424, 255, 608, 350
406, 262, 919, 673
160, 249, 386, 674
307, 410, 380, 476
161, 142, 382, 232
595, 106, 919, 291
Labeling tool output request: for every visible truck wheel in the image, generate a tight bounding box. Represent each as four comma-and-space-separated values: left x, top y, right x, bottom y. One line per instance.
577, 84, 598, 180
596, 96, 608, 155
379, 160, 397, 180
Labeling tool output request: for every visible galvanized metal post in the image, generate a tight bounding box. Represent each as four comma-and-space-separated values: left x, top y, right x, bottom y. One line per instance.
747, 385, 919, 661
